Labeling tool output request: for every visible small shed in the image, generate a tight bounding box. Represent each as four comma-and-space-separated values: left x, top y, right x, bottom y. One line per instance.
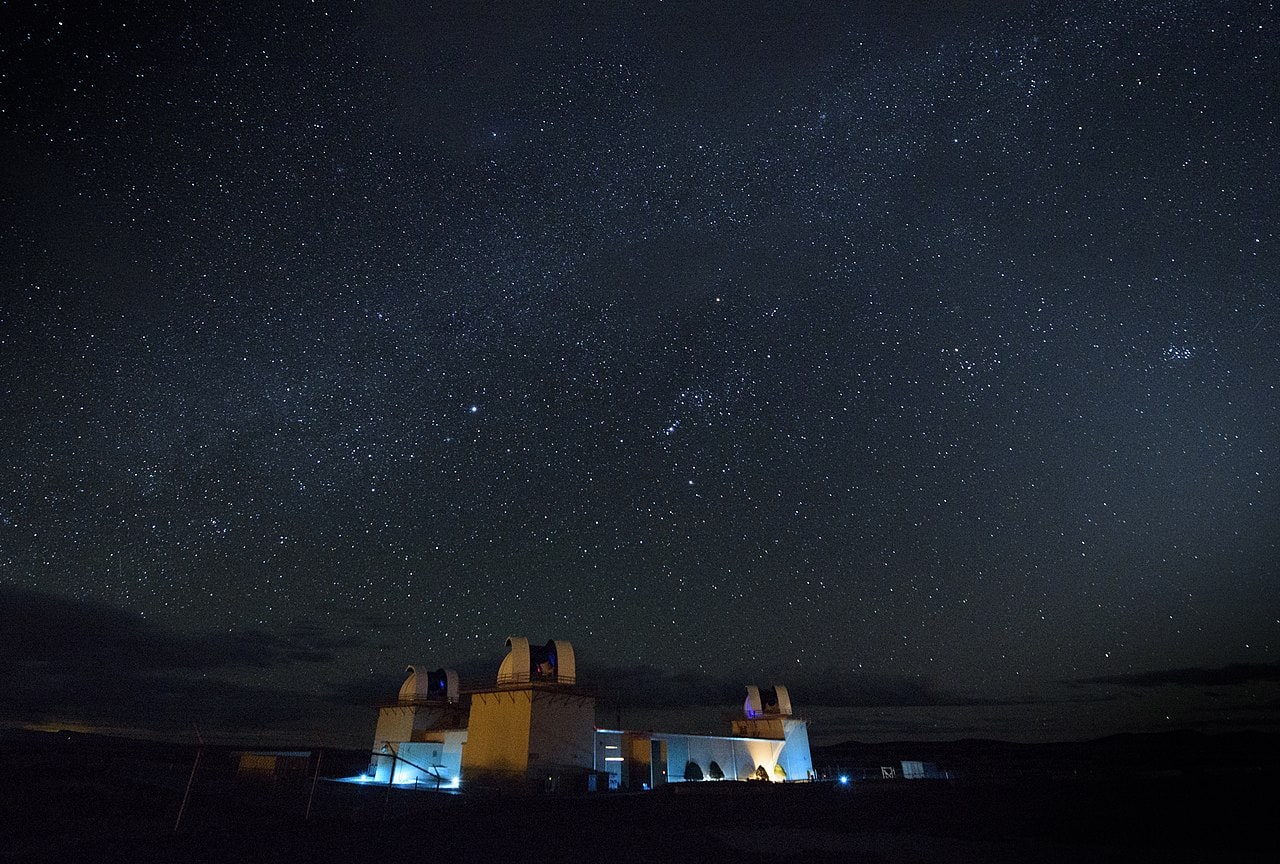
236, 750, 312, 780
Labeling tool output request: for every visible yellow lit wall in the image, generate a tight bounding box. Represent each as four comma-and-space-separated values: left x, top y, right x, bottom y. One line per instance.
462, 689, 535, 778
372, 705, 415, 749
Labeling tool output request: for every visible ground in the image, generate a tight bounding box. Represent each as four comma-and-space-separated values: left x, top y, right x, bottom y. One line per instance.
1, 730, 1275, 863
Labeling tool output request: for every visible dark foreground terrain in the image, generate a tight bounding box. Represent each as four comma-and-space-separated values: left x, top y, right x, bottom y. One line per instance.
2, 729, 1275, 863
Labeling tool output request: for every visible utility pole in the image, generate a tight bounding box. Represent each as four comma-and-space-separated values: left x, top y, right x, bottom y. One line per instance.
383, 749, 398, 819
305, 744, 323, 821
174, 725, 204, 834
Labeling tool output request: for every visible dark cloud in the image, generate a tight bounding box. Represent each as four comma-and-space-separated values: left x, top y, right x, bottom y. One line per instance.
322, 671, 415, 708
763, 670, 950, 710
0, 584, 341, 671
580, 665, 996, 710
1086, 663, 1280, 688
1055, 687, 1123, 704
790, 671, 959, 708
580, 665, 743, 708
0, 584, 363, 737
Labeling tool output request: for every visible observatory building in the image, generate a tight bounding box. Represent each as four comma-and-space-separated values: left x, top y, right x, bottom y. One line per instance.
368, 637, 812, 792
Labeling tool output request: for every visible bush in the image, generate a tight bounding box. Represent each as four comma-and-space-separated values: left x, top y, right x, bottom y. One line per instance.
683, 760, 703, 781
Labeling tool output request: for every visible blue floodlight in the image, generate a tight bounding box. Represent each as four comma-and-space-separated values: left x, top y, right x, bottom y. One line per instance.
838, 775, 849, 785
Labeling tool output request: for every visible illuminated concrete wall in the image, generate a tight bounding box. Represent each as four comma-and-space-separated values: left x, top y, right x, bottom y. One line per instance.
374, 703, 465, 745
462, 687, 595, 790
777, 718, 814, 781
731, 715, 786, 739
614, 718, 813, 786
526, 691, 596, 780
372, 730, 466, 787
372, 704, 415, 751
666, 734, 776, 782
462, 689, 534, 780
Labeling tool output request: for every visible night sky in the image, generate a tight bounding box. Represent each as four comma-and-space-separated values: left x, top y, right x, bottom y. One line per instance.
3, 0, 1278, 745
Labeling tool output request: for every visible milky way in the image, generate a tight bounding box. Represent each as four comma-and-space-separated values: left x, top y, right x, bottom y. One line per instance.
2, 0, 1277, 741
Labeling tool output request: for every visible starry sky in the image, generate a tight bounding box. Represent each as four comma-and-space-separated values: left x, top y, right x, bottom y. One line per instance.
2, 0, 1278, 745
